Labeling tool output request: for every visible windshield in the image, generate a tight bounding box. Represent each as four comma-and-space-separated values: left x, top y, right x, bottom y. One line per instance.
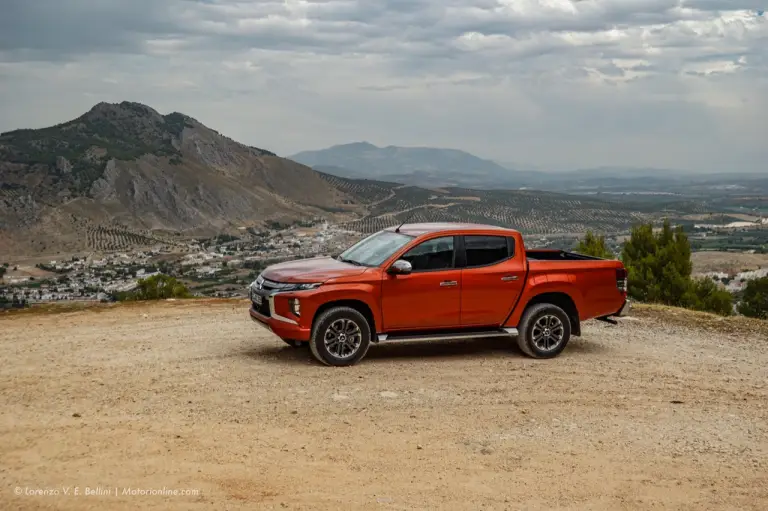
338, 230, 414, 267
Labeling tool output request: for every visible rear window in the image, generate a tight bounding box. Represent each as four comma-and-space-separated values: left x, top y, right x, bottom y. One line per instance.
464, 235, 512, 267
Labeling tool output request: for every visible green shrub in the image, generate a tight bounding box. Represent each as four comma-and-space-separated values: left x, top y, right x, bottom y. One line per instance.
621, 220, 693, 307
689, 277, 733, 316
737, 277, 768, 319
116, 274, 191, 301
617, 219, 740, 317
574, 230, 613, 259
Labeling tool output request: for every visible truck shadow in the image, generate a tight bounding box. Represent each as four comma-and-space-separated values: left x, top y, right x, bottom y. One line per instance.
365, 337, 518, 361
245, 335, 611, 366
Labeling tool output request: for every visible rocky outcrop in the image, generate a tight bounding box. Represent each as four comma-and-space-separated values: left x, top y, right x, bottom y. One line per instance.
0, 101, 362, 255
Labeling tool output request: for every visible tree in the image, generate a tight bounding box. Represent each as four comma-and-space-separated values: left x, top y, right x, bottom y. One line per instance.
621, 220, 693, 307
689, 277, 733, 316
737, 277, 768, 319
575, 231, 613, 259
117, 274, 191, 301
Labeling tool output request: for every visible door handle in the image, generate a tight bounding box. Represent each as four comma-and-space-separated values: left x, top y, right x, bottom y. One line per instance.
440, 280, 458, 287
501, 275, 519, 281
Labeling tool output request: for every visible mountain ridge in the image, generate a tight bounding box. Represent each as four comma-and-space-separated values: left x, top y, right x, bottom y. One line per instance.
289, 141, 527, 189
0, 101, 361, 255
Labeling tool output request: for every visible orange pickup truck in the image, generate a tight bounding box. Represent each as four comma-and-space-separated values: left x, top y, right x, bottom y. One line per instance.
249, 222, 630, 366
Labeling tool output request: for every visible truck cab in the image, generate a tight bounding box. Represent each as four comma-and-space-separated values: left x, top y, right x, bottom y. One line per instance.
249, 223, 630, 366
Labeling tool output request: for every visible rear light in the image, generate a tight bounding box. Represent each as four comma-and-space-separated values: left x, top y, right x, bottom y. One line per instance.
616, 268, 628, 293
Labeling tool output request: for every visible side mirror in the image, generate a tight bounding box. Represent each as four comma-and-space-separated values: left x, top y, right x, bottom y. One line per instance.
388, 259, 412, 275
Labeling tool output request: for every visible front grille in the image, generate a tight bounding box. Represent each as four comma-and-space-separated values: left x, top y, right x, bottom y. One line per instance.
255, 274, 295, 292
250, 273, 290, 318
261, 279, 280, 291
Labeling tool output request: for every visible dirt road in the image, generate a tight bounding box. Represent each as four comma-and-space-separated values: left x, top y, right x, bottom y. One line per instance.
1, 301, 767, 510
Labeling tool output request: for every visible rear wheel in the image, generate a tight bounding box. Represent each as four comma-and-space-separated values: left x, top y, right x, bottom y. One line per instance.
309, 306, 372, 366
516, 303, 571, 359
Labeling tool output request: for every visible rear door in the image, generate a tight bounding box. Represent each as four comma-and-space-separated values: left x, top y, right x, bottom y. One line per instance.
381, 235, 462, 330
459, 234, 525, 327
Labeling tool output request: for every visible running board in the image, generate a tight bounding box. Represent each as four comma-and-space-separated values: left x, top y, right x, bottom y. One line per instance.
377, 328, 518, 343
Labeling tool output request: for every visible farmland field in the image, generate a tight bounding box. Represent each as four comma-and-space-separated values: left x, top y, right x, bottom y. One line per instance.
320, 176, 711, 235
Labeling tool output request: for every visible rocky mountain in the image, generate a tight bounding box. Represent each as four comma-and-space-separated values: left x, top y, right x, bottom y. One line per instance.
0, 102, 360, 255
289, 142, 535, 189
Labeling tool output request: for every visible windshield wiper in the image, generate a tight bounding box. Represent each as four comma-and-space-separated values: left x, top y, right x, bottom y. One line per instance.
338, 256, 364, 266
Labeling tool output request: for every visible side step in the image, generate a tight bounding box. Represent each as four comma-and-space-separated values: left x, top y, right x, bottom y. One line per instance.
377, 328, 518, 343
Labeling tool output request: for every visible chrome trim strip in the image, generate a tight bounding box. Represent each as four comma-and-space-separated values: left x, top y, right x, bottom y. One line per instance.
378, 329, 518, 343
267, 294, 299, 325
501, 275, 519, 281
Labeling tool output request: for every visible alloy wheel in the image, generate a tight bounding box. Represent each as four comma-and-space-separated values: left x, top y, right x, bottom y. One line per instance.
323, 318, 362, 359
532, 314, 565, 352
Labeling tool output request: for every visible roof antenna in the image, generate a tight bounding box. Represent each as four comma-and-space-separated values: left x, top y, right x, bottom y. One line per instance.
395, 210, 418, 233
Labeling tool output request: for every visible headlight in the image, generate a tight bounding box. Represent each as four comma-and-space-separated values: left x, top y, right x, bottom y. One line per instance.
292, 282, 322, 291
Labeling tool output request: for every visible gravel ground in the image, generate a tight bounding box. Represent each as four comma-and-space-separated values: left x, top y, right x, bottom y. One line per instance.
1, 300, 767, 510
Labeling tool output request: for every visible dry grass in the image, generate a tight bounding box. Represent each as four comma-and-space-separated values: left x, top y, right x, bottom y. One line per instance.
632, 303, 768, 337
0, 298, 246, 320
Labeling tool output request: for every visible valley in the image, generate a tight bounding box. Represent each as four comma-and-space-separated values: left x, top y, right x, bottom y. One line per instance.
1, 101, 766, 309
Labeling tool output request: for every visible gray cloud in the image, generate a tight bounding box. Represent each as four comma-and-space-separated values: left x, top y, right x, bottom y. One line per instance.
0, 0, 766, 172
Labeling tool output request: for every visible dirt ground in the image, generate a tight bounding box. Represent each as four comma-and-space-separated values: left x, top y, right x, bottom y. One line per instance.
1, 300, 767, 510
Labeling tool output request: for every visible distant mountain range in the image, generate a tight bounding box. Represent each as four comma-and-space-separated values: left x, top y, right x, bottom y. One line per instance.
290, 142, 766, 192
290, 142, 537, 189
2, 104, 764, 256
0, 102, 361, 255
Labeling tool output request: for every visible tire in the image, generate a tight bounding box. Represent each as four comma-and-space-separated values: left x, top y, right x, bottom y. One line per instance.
281, 339, 306, 348
309, 306, 372, 366
516, 303, 572, 359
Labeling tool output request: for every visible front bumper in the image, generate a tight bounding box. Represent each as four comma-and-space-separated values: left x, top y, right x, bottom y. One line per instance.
248, 285, 311, 341
617, 298, 632, 317
249, 307, 272, 332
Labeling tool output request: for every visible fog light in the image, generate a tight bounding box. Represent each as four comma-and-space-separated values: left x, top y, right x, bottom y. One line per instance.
289, 298, 300, 316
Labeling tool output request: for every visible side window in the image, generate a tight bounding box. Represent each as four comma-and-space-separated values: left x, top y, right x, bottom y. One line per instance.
400, 236, 455, 271
464, 235, 511, 267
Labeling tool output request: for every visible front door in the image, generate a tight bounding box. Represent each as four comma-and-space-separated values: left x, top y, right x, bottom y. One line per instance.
381, 235, 462, 330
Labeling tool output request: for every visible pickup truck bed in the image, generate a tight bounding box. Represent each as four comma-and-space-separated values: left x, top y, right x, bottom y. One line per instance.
525, 249, 604, 261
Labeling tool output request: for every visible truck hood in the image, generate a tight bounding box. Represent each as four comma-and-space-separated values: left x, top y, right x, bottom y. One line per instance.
261, 256, 368, 283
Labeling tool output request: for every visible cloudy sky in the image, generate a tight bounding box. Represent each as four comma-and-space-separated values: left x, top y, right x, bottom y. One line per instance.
1, 0, 765, 172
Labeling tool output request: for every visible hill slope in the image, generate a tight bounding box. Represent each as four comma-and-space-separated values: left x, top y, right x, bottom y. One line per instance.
0, 102, 360, 255
290, 142, 534, 189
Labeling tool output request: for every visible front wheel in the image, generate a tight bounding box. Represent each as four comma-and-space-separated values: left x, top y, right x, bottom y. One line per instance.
516, 303, 571, 359
309, 306, 372, 366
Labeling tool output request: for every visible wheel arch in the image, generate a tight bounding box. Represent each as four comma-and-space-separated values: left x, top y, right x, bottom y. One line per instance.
312, 299, 376, 335
519, 292, 581, 337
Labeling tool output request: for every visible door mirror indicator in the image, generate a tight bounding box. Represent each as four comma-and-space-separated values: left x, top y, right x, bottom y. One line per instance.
388, 259, 412, 275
